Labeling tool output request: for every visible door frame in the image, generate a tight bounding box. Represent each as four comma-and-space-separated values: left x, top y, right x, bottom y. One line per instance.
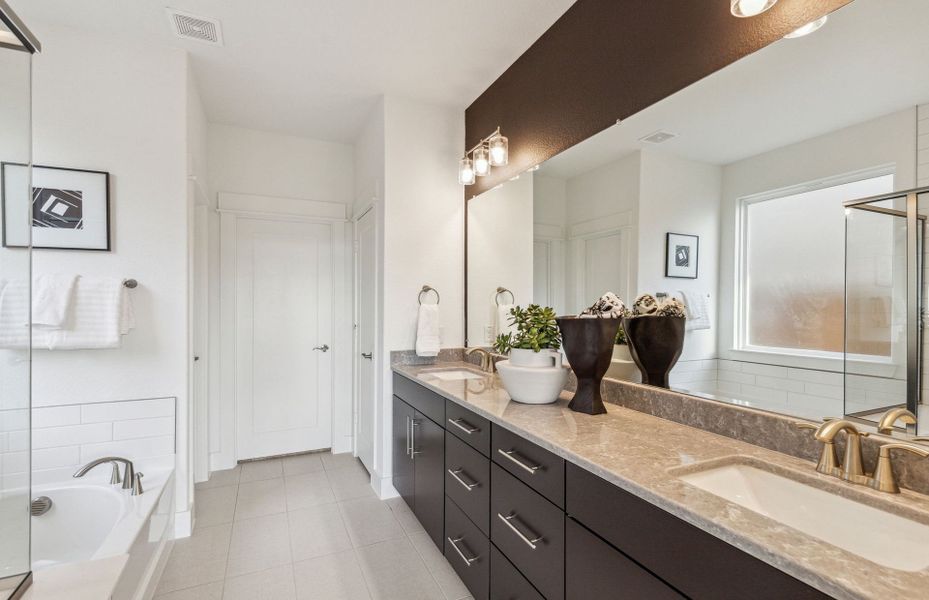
352, 201, 378, 473
215, 192, 351, 470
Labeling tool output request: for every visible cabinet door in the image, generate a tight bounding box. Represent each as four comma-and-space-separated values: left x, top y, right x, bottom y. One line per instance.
413, 412, 445, 548
392, 397, 415, 510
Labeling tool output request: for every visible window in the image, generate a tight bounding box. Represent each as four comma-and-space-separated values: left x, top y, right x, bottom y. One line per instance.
739, 172, 894, 357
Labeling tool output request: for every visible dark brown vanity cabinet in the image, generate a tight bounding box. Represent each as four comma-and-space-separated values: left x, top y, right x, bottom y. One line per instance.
445, 497, 490, 600
391, 396, 415, 508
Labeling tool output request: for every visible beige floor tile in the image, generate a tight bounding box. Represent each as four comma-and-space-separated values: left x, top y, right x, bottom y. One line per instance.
320, 452, 364, 472
407, 531, 445, 572
194, 485, 238, 528
385, 496, 425, 535
195, 466, 241, 490
223, 564, 296, 600
430, 559, 471, 600
240, 458, 284, 482
288, 503, 353, 561
355, 537, 443, 600
155, 523, 231, 594
339, 496, 405, 548
326, 465, 375, 501
235, 478, 286, 520
284, 471, 336, 511
226, 513, 292, 577
153, 581, 223, 600
293, 550, 372, 600
282, 453, 325, 476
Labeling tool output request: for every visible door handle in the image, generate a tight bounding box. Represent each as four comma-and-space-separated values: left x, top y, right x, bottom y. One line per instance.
313, 344, 330, 352
361, 352, 373, 360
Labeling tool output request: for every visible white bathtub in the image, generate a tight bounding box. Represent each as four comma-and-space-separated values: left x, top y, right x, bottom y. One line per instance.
31, 469, 175, 599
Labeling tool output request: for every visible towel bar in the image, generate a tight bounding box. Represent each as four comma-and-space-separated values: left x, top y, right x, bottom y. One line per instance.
495, 287, 514, 306
418, 285, 440, 305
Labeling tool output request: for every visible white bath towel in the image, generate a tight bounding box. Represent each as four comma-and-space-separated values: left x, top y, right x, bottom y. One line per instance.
0, 279, 30, 348
496, 304, 516, 337
44, 277, 135, 350
680, 290, 710, 331
31, 274, 77, 328
415, 303, 440, 357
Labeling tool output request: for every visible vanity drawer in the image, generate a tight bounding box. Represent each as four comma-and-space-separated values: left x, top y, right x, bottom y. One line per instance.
445, 432, 490, 535
565, 463, 829, 600
446, 399, 491, 457
566, 517, 684, 600
490, 463, 564, 600
490, 545, 543, 600
492, 424, 564, 508
445, 496, 489, 600
393, 373, 445, 426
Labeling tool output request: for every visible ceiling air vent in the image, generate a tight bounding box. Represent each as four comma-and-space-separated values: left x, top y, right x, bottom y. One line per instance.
639, 130, 677, 144
166, 9, 223, 45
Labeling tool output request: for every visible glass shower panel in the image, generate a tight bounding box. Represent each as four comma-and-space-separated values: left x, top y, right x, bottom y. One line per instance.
0, 32, 32, 595
918, 191, 929, 435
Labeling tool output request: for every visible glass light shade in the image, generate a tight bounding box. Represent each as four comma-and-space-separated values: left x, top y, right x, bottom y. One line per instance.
730, 0, 777, 17
489, 135, 508, 166
784, 15, 827, 38
473, 144, 491, 176
458, 157, 475, 185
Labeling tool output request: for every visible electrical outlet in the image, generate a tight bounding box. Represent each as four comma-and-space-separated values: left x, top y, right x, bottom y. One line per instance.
484, 325, 495, 343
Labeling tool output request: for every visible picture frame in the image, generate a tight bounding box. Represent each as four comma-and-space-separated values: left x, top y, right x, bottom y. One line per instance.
1, 163, 110, 251
665, 232, 698, 279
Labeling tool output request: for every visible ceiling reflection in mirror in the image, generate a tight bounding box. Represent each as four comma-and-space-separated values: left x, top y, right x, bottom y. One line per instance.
466, 0, 929, 433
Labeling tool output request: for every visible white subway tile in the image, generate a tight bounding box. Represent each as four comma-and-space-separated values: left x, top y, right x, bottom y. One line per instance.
718, 370, 755, 385
0, 409, 28, 433
845, 374, 905, 394
740, 362, 788, 378
113, 417, 175, 441
0, 432, 6, 453
2, 451, 28, 474
80, 435, 174, 463
716, 380, 741, 394
753, 375, 804, 393
803, 382, 844, 400
918, 104, 929, 120
33, 423, 112, 449
787, 393, 843, 420
786, 368, 843, 386
32, 446, 81, 470
672, 360, 706, 373
81, 398, 175, 424
32, 466, 90, 486
32, 406, 82, 429
718, 360, 741, 372
7, 430, 28, 452
739, 385, 788, 403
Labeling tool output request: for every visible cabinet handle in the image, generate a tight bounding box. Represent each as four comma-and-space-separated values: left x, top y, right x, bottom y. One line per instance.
447, 536, 479, 567
497, 512, 543, 550
497, 449, 541, 475
410, 420, 421, 457
405, 416, 411, 457
448, 418, 480, 435
447, 468, 480, 491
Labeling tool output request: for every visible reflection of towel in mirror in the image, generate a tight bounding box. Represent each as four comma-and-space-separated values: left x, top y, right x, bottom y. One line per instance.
416, 303, 440, 357
32, 274, 77, 328
679, 290, 710, 331
496, 304, 516, 337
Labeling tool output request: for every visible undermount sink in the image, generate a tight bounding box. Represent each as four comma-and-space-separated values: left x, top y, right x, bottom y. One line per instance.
422, 369, 485, 381
678, 462, 929, 572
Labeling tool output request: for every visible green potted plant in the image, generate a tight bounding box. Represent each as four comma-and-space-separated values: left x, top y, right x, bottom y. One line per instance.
493, 304, 562, 367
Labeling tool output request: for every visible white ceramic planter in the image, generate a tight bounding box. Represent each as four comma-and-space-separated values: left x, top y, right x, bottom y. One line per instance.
509, 348, 563, 368
612, 344, 632, 362
496, 360, 568, 405
608, 343, 641, 383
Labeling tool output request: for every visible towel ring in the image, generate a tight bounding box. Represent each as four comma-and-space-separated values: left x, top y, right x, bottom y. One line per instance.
495, 287, 515, 306
418, 285, 440, 305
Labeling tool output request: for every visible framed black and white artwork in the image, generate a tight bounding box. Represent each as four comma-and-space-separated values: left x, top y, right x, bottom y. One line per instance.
1, 163, 110, 251
665, 232, 698, 279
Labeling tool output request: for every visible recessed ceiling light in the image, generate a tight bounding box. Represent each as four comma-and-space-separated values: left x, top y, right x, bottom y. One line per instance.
639, 130, 677, 144
730, 0, 778, 18
784, 15, 828, 39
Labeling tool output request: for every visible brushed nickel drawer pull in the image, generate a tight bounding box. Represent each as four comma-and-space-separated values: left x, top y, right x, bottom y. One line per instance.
498, 512, 542, 550
447, 536, 479, 566
405, 416, 411, 457
448, 418, 480, 435
410, 419, 421, 457
497, 449, 541, 475
448, 468, 480, 491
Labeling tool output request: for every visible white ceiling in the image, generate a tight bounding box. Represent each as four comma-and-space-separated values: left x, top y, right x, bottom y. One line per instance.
14, 0, 576, 143
542, 0, 929, 178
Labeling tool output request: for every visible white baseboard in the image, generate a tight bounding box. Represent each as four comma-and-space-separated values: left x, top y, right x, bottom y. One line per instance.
174, 510, 192, 539
209, 452, 237, 473
331, 434, 353, 455
370, 472, 398, 499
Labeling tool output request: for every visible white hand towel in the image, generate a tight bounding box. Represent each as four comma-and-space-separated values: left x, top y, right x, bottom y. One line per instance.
415, 303, 440, 357
496, 304, 517, 337
0, 279, 31, 349
45, 277, 134, 350
31, 274, 77, 328
680, 290, 711, 331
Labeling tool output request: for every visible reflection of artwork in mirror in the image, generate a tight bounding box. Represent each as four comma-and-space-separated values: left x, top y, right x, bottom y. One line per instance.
1, 163, 110, 251
665, 233, 698, 279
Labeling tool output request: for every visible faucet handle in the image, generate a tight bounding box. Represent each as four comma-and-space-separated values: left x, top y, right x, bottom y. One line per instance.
109, 462, 122, 485
793, 422, 818, 432
870, 443, 929, 493
131, 472, 144, 496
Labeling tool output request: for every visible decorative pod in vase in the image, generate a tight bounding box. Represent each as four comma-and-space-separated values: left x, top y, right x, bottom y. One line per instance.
622, 316, 685, 388
555, 316, 621, 415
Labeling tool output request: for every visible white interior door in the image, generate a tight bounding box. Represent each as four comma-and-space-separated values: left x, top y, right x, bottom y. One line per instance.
354, 209, 376, 472
235, 217, 333, 459
193, 204, 209, 482
584, 232, 627, 303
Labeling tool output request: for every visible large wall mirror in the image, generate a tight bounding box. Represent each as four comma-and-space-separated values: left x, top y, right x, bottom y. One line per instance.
466, 0, 929, 435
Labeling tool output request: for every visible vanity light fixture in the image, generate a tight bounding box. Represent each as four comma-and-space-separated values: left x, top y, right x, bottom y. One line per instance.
784, 15, 827, 38
730, 0, 777, 18
458, 127, 508, 185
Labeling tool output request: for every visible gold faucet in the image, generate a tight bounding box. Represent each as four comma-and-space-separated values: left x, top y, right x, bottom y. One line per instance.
796, 419, 869, 483
465, 347, 495, 373
876, 407, 917, 434
870, 442, 929, 493
795, 422, 840, 477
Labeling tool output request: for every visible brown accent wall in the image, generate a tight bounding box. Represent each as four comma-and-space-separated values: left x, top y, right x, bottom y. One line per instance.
464, 0, 854, 198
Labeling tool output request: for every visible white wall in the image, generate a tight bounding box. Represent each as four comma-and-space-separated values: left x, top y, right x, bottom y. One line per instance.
467, 175, 534, 345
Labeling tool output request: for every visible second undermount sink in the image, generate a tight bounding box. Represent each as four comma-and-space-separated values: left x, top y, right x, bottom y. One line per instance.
423, 369, 485, 381
678, 462, 929, 572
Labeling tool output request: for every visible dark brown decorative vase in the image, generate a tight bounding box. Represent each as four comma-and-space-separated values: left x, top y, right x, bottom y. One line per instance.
622, 316, 685, 388
556, 316, 621, 415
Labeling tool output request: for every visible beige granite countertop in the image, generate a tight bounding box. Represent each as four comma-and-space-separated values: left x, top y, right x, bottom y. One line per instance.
393, 361, 929, 600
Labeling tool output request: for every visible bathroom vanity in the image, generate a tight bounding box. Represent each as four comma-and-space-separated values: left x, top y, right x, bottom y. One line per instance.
390, 363, 929, 600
